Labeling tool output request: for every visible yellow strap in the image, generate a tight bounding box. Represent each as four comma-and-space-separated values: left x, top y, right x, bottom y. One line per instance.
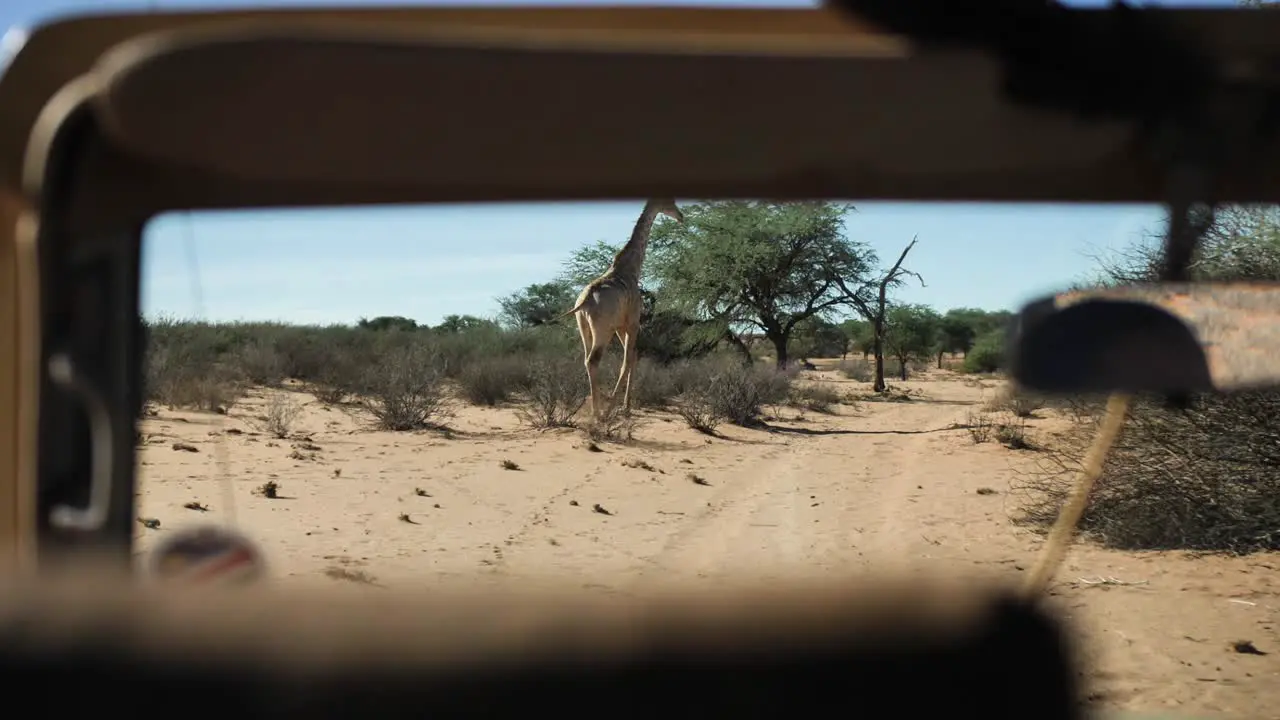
1020, 393, 1132, 599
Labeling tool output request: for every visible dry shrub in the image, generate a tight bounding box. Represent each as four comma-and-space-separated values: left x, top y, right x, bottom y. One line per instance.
309, 347, 365, 405
360, 345, 453, 431
724, 363, 793, 424
985, 386, 1046, 418
883, 358, 905, 380
1013, 391, 1280, 553
675, 391, 723, 435
790, 382, 842, 414
966, 411, 993, 443
628, 358, 681, 409
675, 358, 793, 432
994, 414, 1034, 450
673, 359, 728, 434
1011, 394, 1047, 418
517, 354, 588, 429
457, 356, 530, 406
234, 340, 286, 387
310, 382, 350, 406
586, 400, 639, 442
837, 357, 907, 383
257, 393, 303, 439
145, 346, 243, 412
838, 358, 872, 382
160, 373, 242, 412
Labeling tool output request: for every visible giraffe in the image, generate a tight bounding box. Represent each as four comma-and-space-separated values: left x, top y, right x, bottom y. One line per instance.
559, 198, 685, 423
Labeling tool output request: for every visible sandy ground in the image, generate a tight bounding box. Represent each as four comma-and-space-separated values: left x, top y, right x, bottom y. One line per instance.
135, 364, 1280, 719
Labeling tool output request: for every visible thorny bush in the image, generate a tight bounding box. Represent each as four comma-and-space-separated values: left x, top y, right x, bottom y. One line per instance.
1013, 391, 1280, 554
359, 344, 454, 431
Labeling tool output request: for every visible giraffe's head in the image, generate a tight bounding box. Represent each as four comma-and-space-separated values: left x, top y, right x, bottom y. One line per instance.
652, 198, 685, 224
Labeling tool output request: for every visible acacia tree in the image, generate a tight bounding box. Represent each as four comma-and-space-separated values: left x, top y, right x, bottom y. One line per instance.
882, 304, 942, 380
790, 317, 848, 362
433, 314, 497, 333
649, 201, 877, 369
832, 237, 924, 392
839, 318, 874, 358
938, 308, 980, 360
496, 281, 576, 329
934, 307, 1010, 367
555, 216, 728, 363
560, 239, 631, 288
357, 316, 420, 332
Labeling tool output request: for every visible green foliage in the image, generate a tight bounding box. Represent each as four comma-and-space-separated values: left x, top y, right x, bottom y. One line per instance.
497, 281, 577, 329
560, 239, 625, 288
940, 307, 1011, 339
790, 317, 849, 360
557, 205, 683, 289
649, 200, 876, 367
434, 314, 498, 334
882, 304, 941, 377
635, 307, 722, 364
526, 200, 1025, 370
938, 309, 979, 355
553, 207, 712, 363
963, 329, 1005, 373
356, 315, 419, 332
838, 318, 873, 356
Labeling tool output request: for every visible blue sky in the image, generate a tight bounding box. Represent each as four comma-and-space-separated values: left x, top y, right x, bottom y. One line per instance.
3, 0, 1233, 327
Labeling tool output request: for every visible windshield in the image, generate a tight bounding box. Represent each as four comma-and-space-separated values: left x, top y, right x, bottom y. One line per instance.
138, 197, 1279, 718
18, 0, 1255, 716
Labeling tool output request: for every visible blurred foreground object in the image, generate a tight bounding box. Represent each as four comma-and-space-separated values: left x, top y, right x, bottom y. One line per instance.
146, 525, 267, 585
0, 573, 1079, 719
1009, 283, 1280, 394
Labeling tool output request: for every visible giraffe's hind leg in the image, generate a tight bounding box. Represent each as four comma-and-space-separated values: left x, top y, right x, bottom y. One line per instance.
580, 314, 607, 422
610, 327, 638, 416
575, 311, 592, 360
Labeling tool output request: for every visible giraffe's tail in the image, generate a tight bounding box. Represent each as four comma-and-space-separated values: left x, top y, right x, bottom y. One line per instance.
556, 296, 590, 320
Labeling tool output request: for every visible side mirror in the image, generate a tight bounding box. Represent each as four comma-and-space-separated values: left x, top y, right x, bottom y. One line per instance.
1007, 283, 1280, 395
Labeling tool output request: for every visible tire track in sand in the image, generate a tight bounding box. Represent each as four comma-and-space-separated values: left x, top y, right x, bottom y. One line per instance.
627, 396, 982, 587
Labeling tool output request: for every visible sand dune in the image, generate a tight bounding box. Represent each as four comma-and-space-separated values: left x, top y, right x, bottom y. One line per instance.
135, 367, 1279, 719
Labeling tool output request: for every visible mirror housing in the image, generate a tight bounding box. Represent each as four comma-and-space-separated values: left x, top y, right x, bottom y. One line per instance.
1009, 283, 1280, 395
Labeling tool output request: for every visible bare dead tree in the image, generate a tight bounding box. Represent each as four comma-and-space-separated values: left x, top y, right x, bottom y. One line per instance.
832, 236, 925, 392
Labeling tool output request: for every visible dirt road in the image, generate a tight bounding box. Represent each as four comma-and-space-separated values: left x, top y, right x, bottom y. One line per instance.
136, 369, 1280, 719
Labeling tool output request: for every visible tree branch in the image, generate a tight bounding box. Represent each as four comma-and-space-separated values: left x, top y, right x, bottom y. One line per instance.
881, 236, 925, 291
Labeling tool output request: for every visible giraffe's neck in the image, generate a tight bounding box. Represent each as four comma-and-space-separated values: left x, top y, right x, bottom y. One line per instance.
609, 200, 660, 283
